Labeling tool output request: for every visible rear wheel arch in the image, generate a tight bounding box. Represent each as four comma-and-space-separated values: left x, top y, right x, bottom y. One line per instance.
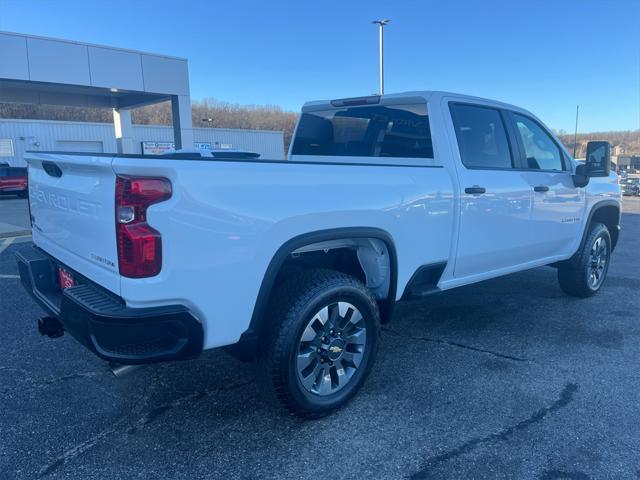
229, 228, 398, 360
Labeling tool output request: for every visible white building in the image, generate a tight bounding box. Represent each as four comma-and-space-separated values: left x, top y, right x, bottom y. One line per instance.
0, 118, 285, 166
0, 31, 285, 164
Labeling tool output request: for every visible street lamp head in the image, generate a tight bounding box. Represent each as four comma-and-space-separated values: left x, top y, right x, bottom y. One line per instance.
372, 19, 391, 26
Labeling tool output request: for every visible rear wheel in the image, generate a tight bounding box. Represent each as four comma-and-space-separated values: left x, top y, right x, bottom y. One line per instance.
558, 222, 611, 297
258, 269, 380, 418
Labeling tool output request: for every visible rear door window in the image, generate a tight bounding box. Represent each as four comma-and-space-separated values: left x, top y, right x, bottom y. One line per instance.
291, 103, 433, 159
450, 104, 513, 169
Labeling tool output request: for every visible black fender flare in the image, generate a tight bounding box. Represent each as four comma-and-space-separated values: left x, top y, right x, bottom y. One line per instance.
229, 227, 398, 360
574, 199, 621, 259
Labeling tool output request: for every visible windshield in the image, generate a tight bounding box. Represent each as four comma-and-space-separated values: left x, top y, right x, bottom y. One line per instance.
291, 103, 434, 159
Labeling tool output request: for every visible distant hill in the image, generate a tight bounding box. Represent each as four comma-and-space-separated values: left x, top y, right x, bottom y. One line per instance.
0, 101, 637, 156
556, 130, 640, 158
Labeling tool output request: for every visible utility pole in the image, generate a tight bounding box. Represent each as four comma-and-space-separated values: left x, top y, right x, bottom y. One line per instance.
372, 19, 390, 95
573, 105, 579, 158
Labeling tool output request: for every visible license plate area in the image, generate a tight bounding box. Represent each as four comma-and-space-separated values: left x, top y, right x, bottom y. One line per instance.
58, 268, 75, 290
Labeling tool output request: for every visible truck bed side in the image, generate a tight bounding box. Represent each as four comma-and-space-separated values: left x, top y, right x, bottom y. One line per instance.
110, 157, 455, 348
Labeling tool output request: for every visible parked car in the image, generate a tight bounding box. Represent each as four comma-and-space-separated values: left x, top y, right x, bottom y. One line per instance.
0, 166, 28, 197
16, 91, 621, 418
621, 176, 640, 196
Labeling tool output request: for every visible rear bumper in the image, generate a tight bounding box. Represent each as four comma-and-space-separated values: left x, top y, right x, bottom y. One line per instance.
16, 246, 203, 365
0, 187, 27, 194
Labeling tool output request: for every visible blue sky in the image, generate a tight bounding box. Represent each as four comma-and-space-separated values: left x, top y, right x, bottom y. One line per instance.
1, 0, 639, 132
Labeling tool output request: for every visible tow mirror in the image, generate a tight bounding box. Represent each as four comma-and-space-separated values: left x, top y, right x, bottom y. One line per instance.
573, 141, 611, 188
585, 141, 611, 177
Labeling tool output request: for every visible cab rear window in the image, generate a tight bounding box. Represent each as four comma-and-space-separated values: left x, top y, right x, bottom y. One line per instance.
291, 104, 434, 159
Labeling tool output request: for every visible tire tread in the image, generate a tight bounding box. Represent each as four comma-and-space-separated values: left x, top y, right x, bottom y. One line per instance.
258, 268, 379, 418
558, 222, 610, 298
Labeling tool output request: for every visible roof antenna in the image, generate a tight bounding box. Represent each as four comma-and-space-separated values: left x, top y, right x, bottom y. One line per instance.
573, 105, 579, 158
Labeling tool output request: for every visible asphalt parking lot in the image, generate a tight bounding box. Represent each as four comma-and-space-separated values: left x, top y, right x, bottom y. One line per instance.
1, 198, 640, 479
0, 196, 30, 238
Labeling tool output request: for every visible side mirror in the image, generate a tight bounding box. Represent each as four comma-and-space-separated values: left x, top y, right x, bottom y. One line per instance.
585, 141, 611, 177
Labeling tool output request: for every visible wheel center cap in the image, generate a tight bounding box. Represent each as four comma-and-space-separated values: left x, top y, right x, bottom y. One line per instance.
327, 339, 346, 361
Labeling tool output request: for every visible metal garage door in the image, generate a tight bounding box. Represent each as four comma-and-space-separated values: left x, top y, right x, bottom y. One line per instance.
55, 140, 104, 153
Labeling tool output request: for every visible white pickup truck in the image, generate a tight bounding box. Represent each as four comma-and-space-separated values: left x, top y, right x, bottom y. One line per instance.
17, 91, 621, 418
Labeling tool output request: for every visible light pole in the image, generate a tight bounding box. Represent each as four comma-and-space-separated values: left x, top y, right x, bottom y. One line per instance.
572, 105, 579, 158
372, 19, 390, 95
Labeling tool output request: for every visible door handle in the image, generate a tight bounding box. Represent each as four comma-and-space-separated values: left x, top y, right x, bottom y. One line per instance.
464, 186, 486, 195
533, 185, 549, 192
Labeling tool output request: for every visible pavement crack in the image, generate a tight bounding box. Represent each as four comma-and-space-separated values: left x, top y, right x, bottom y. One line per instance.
44, 371, 105, 384
539, 470, 592, 480
38, 369, 159, 477
408, 383, 579, 479
38, 417, 129, 477
37, 375, 254, 476
129, 379, 254, 431
0, 366, 32, 376
0, 367, 106, 387
382, 327, 530, 362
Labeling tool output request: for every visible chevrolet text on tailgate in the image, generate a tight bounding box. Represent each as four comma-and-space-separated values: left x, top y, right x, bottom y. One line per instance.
17, 92, 621, 418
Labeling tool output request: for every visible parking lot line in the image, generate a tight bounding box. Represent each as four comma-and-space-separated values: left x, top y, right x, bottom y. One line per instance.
0, 237, 15, 254
0, 274, 20, 279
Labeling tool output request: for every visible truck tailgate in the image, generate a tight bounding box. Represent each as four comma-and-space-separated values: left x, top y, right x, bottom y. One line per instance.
26, 153, 120, 295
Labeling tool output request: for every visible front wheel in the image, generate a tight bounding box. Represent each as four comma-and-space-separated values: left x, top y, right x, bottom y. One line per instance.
558, 222, 611, 297
258, 269, 380, 418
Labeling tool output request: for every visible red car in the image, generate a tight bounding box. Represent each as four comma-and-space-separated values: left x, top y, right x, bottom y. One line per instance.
0, 166, 28, 198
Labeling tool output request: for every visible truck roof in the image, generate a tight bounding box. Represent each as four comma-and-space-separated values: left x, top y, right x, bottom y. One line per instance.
302, 91, 533, 117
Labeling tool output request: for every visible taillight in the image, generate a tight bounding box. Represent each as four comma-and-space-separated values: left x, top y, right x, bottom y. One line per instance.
115, 175, 172, 278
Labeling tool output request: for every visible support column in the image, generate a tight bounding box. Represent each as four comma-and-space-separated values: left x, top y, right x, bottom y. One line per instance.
113, 108, 135, 154
171, 95, 194, 150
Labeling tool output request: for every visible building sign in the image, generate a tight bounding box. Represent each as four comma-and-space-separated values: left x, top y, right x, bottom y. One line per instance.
141, 141, 175, 155
142, 141, 213, 155
0, 139, 14, 157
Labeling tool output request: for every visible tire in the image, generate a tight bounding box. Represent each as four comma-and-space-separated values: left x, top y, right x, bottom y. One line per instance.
558, 222, 611, 298
258, 269, 380, 418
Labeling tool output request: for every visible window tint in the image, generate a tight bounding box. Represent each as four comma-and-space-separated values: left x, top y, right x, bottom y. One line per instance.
291, 104, 433, 159
514, 114, 564, 171
450, 104, 513, 169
